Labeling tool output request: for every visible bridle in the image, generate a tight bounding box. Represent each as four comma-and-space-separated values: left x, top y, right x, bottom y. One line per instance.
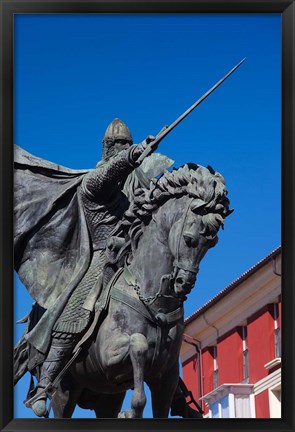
172, 197, 200, 278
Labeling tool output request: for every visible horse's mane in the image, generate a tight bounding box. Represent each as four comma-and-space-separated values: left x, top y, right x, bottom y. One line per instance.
116, 163, 231, 254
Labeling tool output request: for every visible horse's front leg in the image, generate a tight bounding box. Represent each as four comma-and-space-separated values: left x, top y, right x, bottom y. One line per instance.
118, 333, 148, 418
148, 360, 179, 418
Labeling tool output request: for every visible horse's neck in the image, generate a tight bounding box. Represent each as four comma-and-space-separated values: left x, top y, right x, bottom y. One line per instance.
128, 217, 173, 298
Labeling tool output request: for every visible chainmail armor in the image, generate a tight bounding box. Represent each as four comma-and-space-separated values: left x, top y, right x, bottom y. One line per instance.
80, 149, 133, 250
82, 149, 136, 202
53, 249, 105, 334
80, 193, 129, 250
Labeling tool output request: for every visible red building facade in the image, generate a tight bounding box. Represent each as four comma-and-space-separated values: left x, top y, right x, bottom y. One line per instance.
180, 247, 281, 418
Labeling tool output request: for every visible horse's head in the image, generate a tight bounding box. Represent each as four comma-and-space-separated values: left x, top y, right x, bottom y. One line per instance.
168, 195, 229, 299
118, 163, 232, 302
163, 164, 232, 300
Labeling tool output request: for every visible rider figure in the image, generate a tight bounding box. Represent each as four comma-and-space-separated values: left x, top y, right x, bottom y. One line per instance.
31, 119, 157, 417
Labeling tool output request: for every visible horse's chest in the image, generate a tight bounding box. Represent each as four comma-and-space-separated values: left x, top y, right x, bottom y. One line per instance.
147, 323, 183, 375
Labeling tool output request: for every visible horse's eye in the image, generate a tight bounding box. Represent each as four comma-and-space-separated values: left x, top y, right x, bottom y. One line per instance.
183, 234, 192, 245
183, 233, 197, 247
200, 225, 217, 240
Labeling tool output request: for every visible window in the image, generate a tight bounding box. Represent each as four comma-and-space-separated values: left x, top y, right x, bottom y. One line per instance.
209, 396, 229, 418
213, 346, 218, 389
211, 402, 219, 418
220, 395, 230, 417
273, 304, 281, 358
242, 326, 249, 383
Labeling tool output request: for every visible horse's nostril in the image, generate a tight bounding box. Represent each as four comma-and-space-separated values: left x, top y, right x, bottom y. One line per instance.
175, 277, 184, 285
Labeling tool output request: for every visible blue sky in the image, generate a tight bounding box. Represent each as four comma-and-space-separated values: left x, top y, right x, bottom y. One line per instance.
14, 13, 281, 418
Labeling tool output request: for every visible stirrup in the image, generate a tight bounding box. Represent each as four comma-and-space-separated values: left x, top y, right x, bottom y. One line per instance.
25, 382, 54, 409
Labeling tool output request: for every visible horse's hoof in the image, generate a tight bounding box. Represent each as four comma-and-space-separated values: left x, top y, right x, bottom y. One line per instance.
118, 409, 133, 418
32, 399, 47, 417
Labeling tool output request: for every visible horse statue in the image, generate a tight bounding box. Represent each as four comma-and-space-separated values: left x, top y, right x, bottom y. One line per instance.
42, 162, 232, 419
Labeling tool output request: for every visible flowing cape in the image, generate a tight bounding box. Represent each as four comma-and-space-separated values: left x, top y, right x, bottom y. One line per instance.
14, 145, 91, 309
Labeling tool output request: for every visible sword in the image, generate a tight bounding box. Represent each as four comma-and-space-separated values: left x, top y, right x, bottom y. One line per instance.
137, 57, 246, 164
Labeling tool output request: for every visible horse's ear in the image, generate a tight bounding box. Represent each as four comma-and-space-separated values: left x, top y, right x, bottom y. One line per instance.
207, 165, 216, 175
190, 198, 206, 213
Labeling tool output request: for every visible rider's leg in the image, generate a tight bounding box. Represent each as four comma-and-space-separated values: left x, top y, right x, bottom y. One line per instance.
31, 331, 78, 417
31, 253, 101, 417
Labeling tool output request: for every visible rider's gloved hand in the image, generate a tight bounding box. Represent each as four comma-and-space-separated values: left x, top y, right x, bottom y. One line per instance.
128, 135, 157, 165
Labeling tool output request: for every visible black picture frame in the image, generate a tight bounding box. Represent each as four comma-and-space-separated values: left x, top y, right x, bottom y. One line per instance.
0, 1, 294, 431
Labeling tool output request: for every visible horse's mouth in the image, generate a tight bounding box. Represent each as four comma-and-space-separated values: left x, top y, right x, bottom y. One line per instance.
175, 292, 188, 301
174, 272, 195, 294
173, 283, 193, 299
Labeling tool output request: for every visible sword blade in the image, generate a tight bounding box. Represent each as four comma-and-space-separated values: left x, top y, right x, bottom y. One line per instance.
137, 57, 246, 164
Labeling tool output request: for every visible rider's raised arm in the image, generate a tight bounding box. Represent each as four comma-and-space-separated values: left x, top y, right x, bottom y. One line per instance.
81, 141, 152, 202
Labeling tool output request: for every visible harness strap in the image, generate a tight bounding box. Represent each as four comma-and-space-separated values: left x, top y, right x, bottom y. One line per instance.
173, 259, 199, 275
111, 287, 156, 325
165, 307, 184, 324
151, 326, 162, 371
175, 198, 194, 267
110, 286, 184, 327
123, 264, 137, 286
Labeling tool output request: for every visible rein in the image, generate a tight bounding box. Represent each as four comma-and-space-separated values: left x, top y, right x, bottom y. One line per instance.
124, 265, 177, 306
114, 265, 183, 328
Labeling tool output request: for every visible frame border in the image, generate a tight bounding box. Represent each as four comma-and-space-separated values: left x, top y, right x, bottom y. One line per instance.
1, 1, 294, 431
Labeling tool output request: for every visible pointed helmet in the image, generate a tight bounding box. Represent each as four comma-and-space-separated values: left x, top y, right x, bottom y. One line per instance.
103, 118, 133, 143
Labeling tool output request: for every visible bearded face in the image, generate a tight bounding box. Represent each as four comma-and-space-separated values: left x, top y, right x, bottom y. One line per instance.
102, 138, 132, 161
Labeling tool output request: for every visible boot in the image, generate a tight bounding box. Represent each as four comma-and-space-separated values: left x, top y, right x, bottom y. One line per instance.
31, 342, 74, 417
